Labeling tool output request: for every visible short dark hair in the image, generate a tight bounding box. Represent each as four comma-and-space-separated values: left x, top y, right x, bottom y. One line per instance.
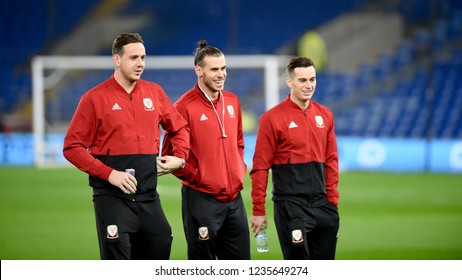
286, 56, 316, 77
193, 40, 223, 67
112, 33, 144, 55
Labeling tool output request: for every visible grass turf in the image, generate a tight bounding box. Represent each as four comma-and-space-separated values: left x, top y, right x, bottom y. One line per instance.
1, 167, 461, 260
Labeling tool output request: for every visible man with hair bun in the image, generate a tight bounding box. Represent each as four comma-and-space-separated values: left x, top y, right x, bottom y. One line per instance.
162, 40, 250, 260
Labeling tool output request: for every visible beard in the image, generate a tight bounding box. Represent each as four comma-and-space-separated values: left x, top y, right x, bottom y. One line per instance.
203, 77, 225, 93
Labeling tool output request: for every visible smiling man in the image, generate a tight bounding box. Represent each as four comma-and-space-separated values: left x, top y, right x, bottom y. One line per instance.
250, 56, 340, 260
63, 33, 189, 260
162, 40, 250, 260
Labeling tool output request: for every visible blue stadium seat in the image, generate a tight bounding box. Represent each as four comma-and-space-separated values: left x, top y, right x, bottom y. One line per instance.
433, 19, 449, 51
448, 10, 462, 39
2, 0, 462, 140
392, 40, 415, 71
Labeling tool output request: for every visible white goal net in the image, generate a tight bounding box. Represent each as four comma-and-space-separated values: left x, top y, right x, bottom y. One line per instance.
32, 55, 292, 168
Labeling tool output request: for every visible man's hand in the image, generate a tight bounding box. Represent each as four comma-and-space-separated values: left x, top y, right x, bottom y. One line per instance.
108, 170, 137, 194
250, 215, 268, 237
156, 155, 184, 176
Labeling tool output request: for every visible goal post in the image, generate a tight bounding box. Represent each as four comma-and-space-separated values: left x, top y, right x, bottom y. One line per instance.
32, 55, 292, 168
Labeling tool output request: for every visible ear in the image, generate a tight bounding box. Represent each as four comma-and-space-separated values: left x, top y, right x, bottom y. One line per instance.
113, 54, 120, 67
194, 65, 202, 77
285, 76, 293, 88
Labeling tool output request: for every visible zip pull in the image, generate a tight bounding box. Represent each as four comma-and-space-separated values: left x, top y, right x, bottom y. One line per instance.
129, 93, 132, 100
105, 149, 111, 164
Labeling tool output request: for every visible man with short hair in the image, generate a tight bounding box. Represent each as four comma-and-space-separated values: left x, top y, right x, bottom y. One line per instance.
250, 56, 340, 260
63, 33, 189, 259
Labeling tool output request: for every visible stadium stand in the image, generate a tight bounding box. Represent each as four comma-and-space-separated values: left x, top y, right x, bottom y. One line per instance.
1, 0, 461, 138
0, 0, 99, 130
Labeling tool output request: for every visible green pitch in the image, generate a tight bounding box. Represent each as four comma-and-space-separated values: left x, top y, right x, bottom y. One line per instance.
1, 167, 461, 260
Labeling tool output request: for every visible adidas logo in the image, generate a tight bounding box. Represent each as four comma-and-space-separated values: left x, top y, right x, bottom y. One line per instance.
112, 103, 122, 110
200, 114, 208, 121
289, 121, 298, 128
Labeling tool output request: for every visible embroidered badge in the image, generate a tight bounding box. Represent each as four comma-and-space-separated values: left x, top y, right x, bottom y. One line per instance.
198, 226, 209, 240
315, 115, 325, 128
107, 225, 119, 239
292, 229, 304, 243
143, 98, 154, 111
227, 105, 235, 118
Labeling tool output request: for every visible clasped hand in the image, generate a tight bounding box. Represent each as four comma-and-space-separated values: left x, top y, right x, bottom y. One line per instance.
156, 155, 183, 176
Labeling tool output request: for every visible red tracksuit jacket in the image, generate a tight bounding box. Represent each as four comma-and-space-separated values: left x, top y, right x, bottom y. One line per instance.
162, 84, 246, 202
250, 95, 339, 216
63, 75, 189, 201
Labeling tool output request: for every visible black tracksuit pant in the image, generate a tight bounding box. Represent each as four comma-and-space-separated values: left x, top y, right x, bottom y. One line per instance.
93, 195, 172, 260
274, 199, 339, 260
182, 186, 250, 260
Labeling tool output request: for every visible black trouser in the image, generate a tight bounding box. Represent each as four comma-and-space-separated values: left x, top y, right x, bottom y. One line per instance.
274, 200, 339, 260
182, 185, 251, 260
93, 195, 172, 260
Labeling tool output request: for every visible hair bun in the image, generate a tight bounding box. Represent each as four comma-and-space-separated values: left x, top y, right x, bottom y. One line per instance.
198, 40, 208, 49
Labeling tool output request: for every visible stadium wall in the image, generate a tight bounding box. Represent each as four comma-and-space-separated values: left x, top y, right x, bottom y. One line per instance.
0, 133, 461, 174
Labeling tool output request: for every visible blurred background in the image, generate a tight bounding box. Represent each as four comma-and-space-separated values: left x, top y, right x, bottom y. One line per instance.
1, 0, 462, 261
1, 0, 461, 172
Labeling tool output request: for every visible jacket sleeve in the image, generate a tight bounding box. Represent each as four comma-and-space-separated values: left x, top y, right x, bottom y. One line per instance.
63, 94, 113, 180
249, 113, 276, 216
161, 102, 199, 183
159, 94, 190, 161
324, 110, 339, 207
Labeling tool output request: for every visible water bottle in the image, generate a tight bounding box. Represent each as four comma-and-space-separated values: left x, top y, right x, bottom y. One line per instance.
256, 225, 268, 252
